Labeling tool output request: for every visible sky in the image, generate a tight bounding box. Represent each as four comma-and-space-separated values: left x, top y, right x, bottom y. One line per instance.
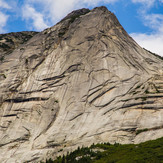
0, 0, 163, 56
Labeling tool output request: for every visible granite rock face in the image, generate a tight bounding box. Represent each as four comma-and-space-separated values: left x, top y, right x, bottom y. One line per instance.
0, 31, 38, 62
0, 6, 163, 162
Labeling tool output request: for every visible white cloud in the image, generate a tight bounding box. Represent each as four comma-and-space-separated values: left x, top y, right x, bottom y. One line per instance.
131, 33, 163, 56
144, 13, 163, 33
0, 0, 11, 33
0, 0, 11, 9
46, 0, 78, 21
81, 0, 119, 6
22, 0, 119, 30
131, 12, 163, 56
134, 13, 163, 56
0, 11, 9, 33
22, 4, 48, 31
130, 0, 163, 56
131, 0, 155, 8
131, 13, 163, 56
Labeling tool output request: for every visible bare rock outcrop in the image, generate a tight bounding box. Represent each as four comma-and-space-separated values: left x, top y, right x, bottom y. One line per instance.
0, 6, 163, 162
0, 31, 38, 62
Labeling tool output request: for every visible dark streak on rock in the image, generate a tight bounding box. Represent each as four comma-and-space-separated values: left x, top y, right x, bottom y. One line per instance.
89, 86, 116, 104
5, 97, 49, 103
69, 113, 83, 121
122, 101, 154, 109
3, 114, 17, 117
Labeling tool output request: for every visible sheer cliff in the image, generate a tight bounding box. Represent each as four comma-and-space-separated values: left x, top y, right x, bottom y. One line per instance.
0, 6, 163, 162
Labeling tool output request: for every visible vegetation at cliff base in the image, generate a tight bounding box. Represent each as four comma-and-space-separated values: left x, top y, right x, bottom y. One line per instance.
45, 137, 163, 163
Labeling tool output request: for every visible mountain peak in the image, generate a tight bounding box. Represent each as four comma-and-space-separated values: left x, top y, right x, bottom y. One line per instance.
61, 6, 109, 22
60, 8, 90, 22
93, 6, 110, 12
0, 6, 163, 163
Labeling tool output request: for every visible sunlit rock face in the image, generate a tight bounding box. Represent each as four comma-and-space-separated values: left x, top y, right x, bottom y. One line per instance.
0, 6, 163, 162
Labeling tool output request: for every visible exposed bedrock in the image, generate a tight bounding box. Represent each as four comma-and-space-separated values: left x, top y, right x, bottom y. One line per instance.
0, 6, 163, 162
